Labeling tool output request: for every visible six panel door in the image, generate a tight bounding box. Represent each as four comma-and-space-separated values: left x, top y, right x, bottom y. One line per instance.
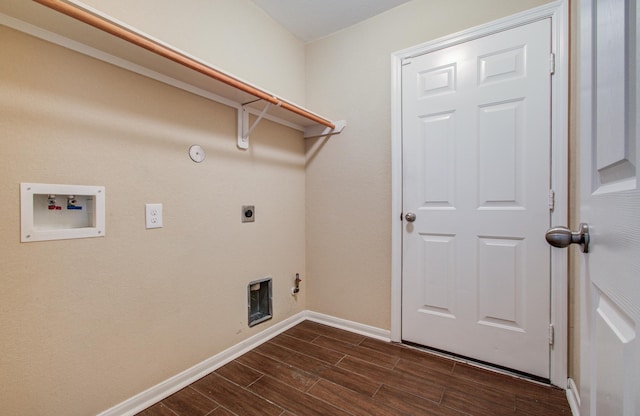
402, 19, 552, 378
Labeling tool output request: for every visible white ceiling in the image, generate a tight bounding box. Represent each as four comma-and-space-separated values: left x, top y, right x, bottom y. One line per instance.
250, 0, 412, 43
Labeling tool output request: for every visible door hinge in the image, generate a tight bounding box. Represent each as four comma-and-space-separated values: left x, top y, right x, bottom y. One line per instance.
548, 189, 555, 211
549, 53, 556, 75
549, 324, 555, 346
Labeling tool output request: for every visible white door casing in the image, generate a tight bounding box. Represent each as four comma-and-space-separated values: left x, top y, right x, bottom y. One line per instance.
578, 0, 640, 414
402, 18, 552, 378
391, 1, 569, 387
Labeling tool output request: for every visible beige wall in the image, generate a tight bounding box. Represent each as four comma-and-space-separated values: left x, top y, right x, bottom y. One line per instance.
305, 0, 554, 329
81, 0, 307, 104
0, 25, 306, 415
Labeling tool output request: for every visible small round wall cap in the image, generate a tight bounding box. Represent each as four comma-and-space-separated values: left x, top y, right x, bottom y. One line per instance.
189, 145, 205, 163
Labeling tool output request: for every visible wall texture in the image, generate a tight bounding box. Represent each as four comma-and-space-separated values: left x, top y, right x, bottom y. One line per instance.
80, 0, 307, 105
0, 25, 306, 415
304, 0, 554, 332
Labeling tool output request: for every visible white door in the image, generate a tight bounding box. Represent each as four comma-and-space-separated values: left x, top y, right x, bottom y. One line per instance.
402, 19, 553, 378
578, 0, 640, 414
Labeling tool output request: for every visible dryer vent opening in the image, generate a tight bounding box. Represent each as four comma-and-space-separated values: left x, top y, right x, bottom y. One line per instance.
248, 277, 272, 327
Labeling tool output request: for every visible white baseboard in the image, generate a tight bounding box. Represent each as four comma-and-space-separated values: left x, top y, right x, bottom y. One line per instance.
97, 310, 389, 416
566, 377, 581, 416
304, 310, 391, 341
97, 311, 307, 416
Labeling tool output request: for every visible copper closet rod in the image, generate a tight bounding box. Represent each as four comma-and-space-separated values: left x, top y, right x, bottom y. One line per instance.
34, 0, 336, 129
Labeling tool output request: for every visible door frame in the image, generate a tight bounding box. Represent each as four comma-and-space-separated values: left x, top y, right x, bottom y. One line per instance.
390, 0, 569, 387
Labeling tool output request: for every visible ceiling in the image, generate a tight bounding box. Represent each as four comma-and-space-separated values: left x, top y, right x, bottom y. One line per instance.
250, 0, 412, 43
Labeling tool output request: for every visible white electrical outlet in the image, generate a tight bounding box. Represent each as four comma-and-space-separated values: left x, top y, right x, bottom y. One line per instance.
145, 203, 163, 229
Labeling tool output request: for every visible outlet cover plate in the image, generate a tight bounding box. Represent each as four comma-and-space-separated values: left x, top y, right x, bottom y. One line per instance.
145, 203, 163, 229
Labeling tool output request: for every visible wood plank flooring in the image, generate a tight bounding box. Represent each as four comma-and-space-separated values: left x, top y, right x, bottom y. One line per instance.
137, 321, 571, 416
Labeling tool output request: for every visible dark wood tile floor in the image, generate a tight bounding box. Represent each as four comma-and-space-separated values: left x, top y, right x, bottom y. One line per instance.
137, 320, 571, 416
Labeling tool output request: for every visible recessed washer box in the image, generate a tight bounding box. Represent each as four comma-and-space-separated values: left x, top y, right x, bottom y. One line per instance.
20, 183, 105, 242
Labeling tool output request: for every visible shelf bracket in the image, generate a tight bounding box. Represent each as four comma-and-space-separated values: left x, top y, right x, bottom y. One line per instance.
236, 99, 345, 149
237, 101, 274, 150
